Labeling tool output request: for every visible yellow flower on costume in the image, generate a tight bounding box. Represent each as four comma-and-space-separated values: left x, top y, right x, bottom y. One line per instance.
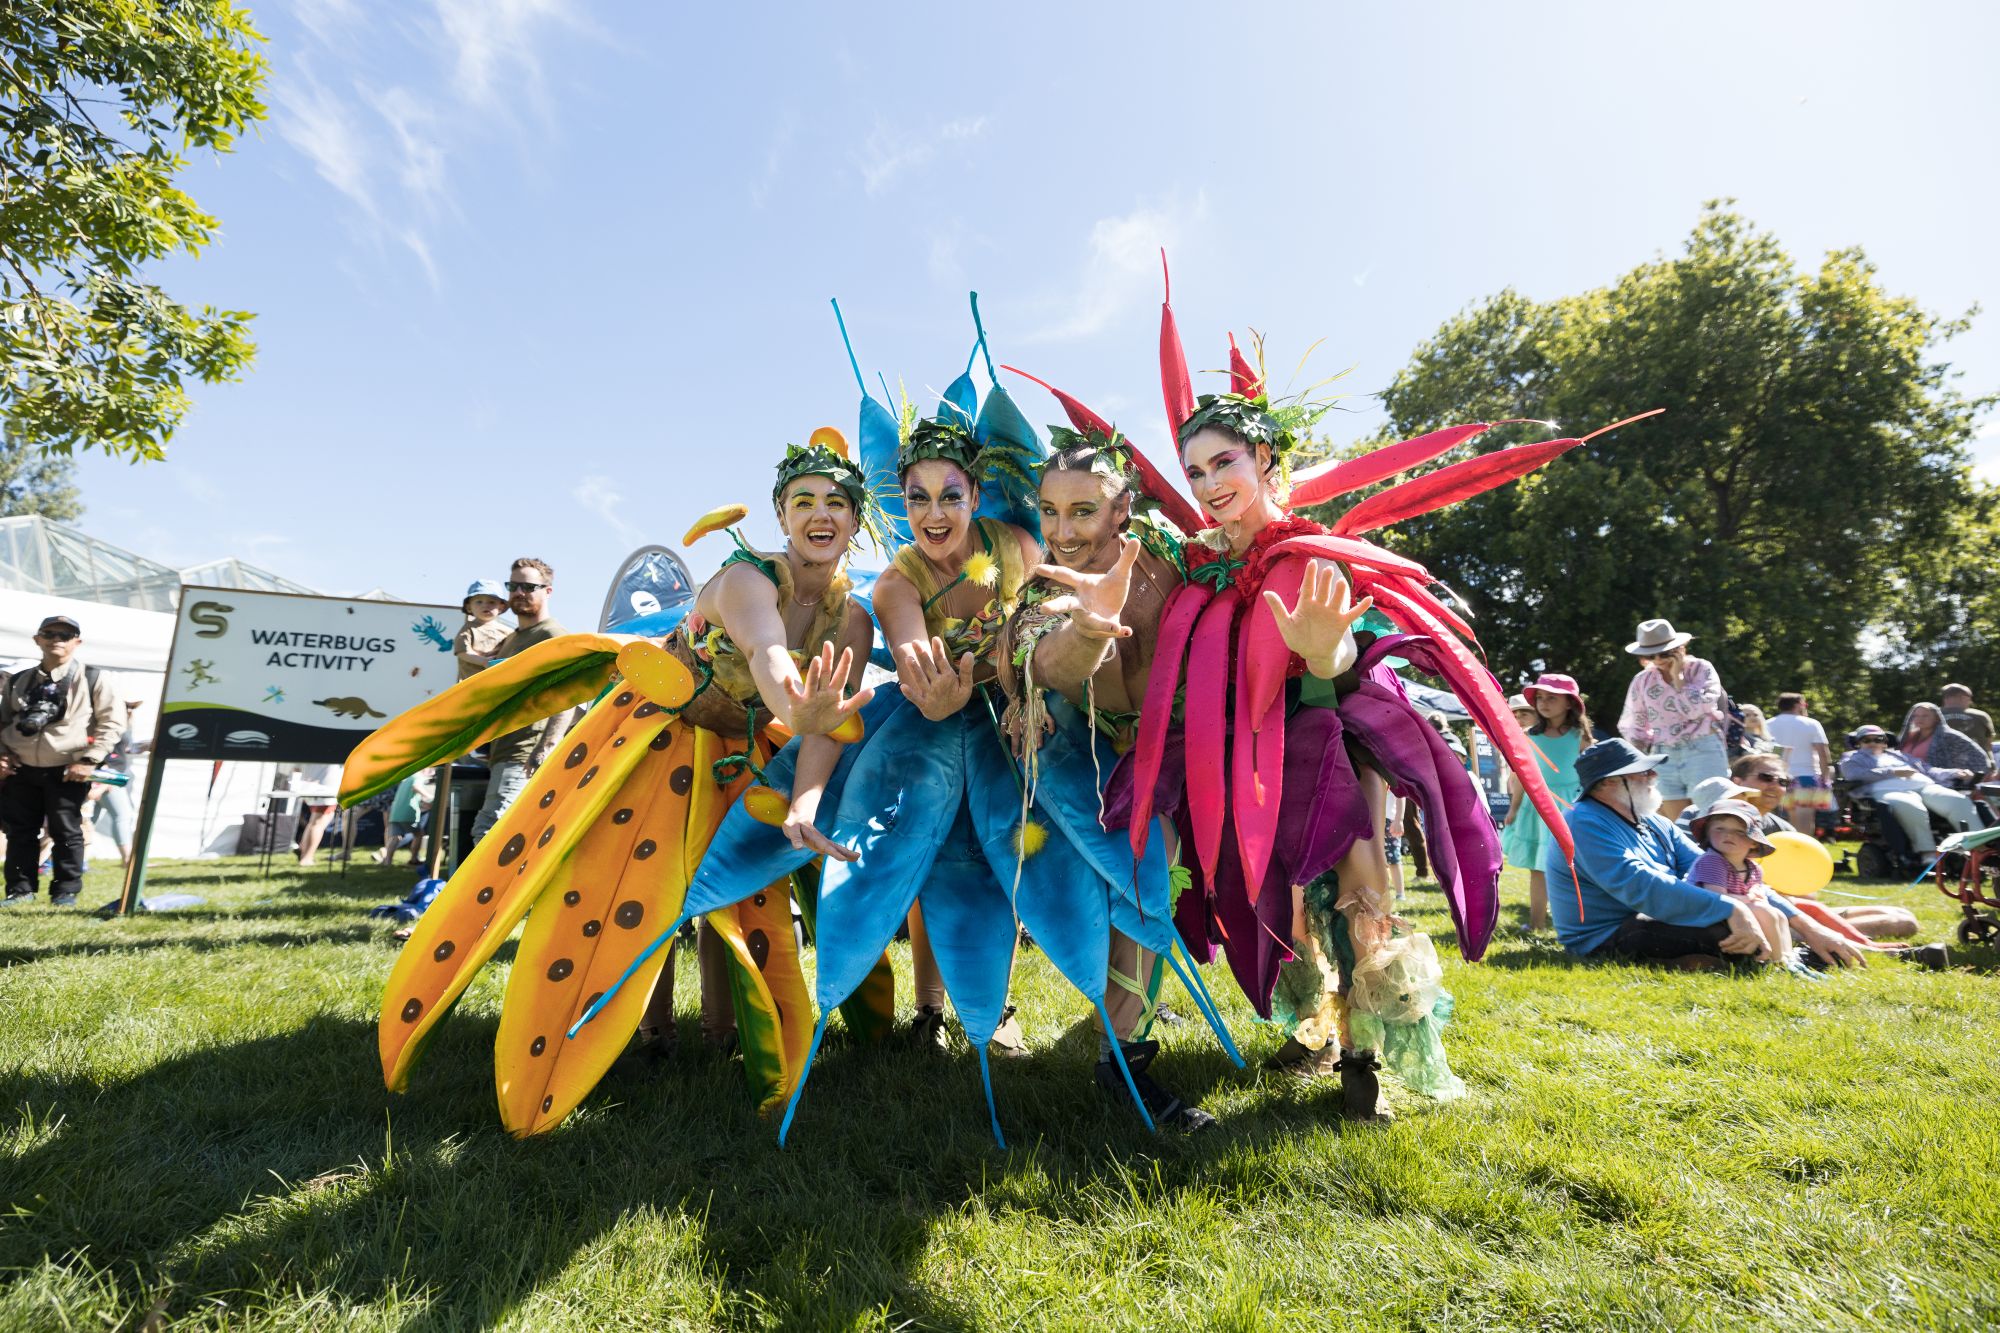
962, 550, 999, 589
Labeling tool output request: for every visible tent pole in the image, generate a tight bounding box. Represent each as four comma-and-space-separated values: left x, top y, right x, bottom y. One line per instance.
113, 604, 190, 917
115, 714, 170, 915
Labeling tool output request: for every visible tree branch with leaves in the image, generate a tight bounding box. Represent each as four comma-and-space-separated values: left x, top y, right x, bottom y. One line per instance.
0, 1, 266, 462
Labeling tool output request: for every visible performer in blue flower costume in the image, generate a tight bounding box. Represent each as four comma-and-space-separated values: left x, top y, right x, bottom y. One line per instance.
575, 296, 1238, 1144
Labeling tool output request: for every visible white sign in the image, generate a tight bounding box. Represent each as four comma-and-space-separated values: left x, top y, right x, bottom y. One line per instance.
158, 587, 463, 763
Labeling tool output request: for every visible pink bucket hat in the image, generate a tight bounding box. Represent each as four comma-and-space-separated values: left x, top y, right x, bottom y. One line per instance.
1523, 673, 1584, 704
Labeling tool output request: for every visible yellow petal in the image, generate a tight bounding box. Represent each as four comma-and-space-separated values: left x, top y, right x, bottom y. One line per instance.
682, 504, 749, 546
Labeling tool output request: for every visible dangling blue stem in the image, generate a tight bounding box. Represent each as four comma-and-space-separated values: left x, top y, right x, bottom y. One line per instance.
1097, 1000, 1155, 1133
1166, 944, 1244, 1068
776, 1018, 829, 1147
976, 1045, 1007, 1148
566, 911, 689, 1037
831, 297, 869, 398
878, 372, 895, 412
968, 291, 998, 381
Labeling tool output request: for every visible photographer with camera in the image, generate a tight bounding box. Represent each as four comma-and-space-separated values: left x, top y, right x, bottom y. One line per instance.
0, 616, 122, 906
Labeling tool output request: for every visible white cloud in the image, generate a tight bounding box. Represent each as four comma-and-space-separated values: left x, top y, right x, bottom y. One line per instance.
573, 475, 641, 546
276, 72, 377, 218
275, 0, 582, 288
1022, 193, 1208, 344
432, 0, 581, 108
749, 112, 797, 209
859, 115, 988, 194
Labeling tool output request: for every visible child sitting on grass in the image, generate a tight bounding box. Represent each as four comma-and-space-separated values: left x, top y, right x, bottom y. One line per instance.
1686, 797, 1798, 967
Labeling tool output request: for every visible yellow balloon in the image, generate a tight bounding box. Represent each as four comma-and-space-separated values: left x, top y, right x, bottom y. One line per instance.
1760, 830, 1834, 896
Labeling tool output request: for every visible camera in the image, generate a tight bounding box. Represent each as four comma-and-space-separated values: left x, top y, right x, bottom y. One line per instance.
14, 699, 61, 738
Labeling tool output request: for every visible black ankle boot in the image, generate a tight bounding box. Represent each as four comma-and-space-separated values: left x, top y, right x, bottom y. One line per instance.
1337, 1048, 1391, 1123
1095, 1039, 1215, 1132
908, 1005, 947, 1053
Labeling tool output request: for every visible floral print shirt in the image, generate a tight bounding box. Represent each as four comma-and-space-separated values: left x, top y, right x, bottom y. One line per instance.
1619, 655, 1724, 750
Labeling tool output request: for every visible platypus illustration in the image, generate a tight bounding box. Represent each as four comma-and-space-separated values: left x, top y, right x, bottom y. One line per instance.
313, 696, 386, 719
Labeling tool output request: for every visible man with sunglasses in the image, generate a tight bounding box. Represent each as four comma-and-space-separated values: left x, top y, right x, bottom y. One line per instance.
469, 559, 572, 843
0, 616, 123, 906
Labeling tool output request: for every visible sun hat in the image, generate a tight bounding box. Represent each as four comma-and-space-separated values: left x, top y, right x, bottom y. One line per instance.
1575, 738, 1665, 790
1524, 672, 1584, 703
1506, 693, 1531, 712
462, 579, 507, 607
1850, 724, 1890, 741
1626, 618, 1694, 656
1686, 775, 1759, 816
1687, 798, 1776, 857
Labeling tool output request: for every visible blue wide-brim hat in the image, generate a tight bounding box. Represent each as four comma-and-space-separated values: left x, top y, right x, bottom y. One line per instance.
1575, 738, 1666, 791
463, 579, 507, 606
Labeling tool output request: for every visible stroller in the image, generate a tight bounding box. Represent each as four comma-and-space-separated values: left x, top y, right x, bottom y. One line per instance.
1932, 815, 2000, 946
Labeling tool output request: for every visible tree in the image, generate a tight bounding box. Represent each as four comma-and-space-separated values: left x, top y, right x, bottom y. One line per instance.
1302, 204, 1992, 733
0, 1, 266, 462
0, 429, 80, 518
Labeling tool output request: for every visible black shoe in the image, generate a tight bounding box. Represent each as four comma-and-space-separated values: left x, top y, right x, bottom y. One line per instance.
1095, 1040, 1215, 1132
1337, 1049, 1392, 1123
0, 893, 33, 908
1891, 942, 1951, 971
908, 1005, 947, 1054
50, 894, 77, 907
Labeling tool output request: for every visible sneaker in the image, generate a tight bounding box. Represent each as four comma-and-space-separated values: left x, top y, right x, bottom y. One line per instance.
988, 1005, 1029, 1059
0, 893, 32, 908
1095, 1040, 1215, 1132
1266, 1036, 1340, 1078
1337, 1049, 1393, 1123
50, 894, 77, 907
908, 1004, 948, 1054
1890, 942, 1950, 971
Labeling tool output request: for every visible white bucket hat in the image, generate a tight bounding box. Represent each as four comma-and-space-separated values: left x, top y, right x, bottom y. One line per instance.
1627, 618, 1694, 656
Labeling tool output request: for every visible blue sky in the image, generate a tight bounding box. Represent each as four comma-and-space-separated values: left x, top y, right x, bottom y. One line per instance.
73, 0, 2000, 613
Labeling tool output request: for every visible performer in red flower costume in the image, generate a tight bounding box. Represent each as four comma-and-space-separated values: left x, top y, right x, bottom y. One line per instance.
1103, 259, 1654, 1117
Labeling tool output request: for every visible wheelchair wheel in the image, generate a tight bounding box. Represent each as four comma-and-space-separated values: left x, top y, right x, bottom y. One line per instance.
1855, 842, 1894, 880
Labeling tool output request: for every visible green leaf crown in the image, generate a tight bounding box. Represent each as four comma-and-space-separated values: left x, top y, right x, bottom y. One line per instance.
1043, 424, 1138, 489
1177, 393, 1298, 457
772, 442, 890, 546
898, 414, 983, 475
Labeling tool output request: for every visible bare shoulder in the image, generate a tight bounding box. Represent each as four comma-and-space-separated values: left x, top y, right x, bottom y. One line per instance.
1003, 522, 1042, 571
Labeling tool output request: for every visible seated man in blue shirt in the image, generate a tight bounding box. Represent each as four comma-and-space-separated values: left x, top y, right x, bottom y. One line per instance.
1544, 739, 1865, 969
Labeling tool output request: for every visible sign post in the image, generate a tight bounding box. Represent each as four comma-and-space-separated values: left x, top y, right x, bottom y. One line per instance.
113, 587, 462, 911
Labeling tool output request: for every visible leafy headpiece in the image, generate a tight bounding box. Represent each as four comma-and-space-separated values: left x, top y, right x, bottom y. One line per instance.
770, 426, 890, 546
899, 412, 983, 476
1176, 393, 1296, 456
1043, 423, 1138, 488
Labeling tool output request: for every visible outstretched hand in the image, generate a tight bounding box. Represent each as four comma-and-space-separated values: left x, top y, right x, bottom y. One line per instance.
1263, 559, 1372, 679
782, 787, 856, 862
1029, 537, 1141, 643
898, 635, 978, 721
783, 642, 875, 736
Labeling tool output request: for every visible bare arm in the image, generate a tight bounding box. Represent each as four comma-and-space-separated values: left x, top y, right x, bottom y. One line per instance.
781, 734, 855, 862
875, 565, 977, 722
1813, 741, 1832, 782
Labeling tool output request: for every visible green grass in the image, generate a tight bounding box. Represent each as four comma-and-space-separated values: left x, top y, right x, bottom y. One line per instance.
1, 853, 1996, 1330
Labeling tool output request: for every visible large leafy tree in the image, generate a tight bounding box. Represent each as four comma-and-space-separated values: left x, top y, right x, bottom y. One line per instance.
0, 0, 265, 462
1306, 204, 1990, 732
